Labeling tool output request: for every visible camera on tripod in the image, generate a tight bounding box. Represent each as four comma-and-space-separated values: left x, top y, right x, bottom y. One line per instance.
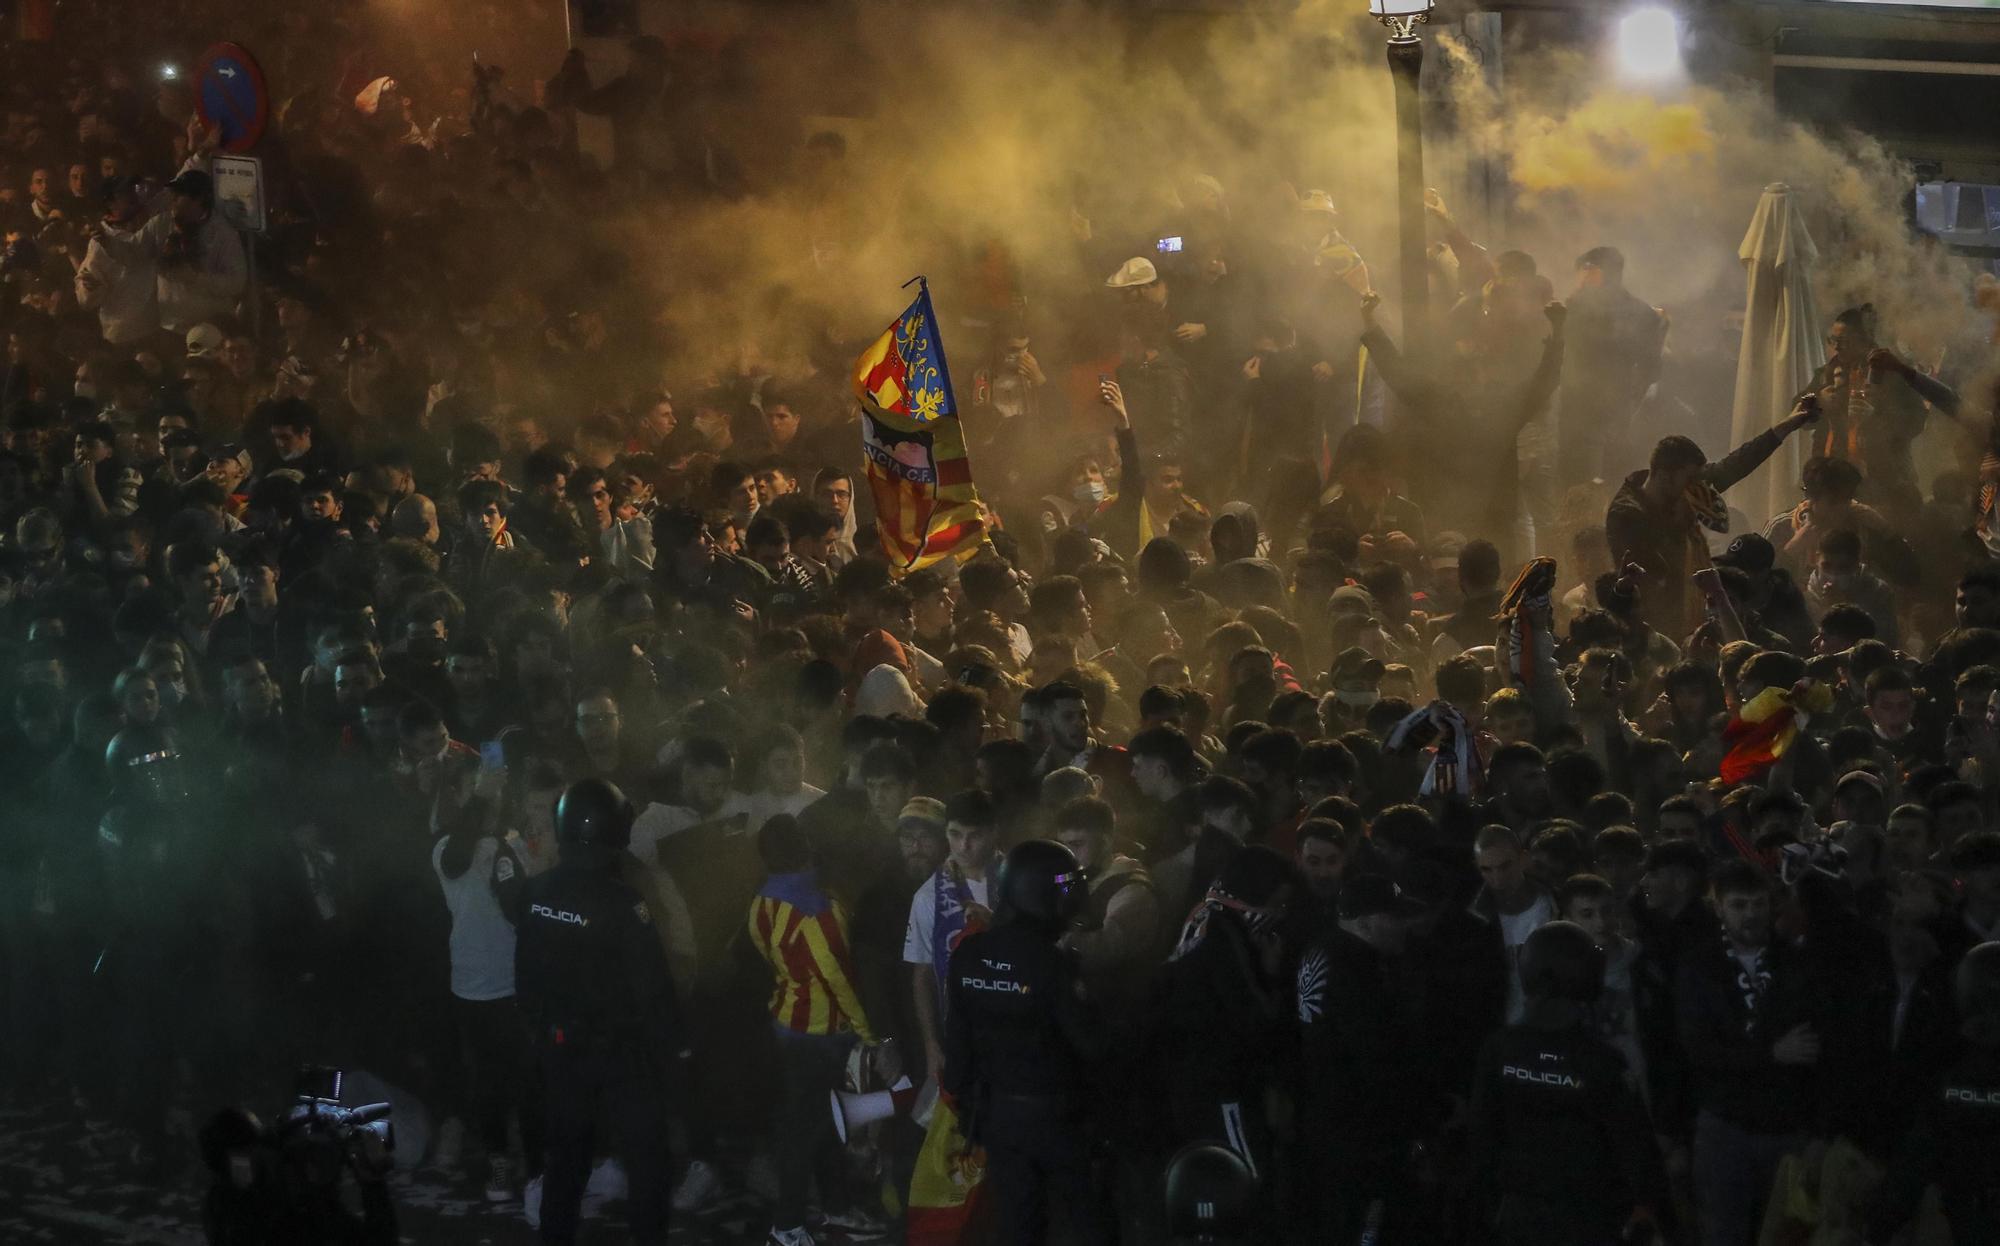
201, 1065, 399, 1245
278, 1066, 395, 1182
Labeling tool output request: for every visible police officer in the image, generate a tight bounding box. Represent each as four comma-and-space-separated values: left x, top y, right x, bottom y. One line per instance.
1868, 940, 2000, 1244
99, 724, 239, 1165
515, 779, 683, 1246
1468, 921, 1666, 1246
943, 838, 1112, 1245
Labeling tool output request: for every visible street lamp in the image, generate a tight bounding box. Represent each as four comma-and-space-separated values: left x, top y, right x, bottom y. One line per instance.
1371, 0, 1434, 346
1614, 6, 1684, 82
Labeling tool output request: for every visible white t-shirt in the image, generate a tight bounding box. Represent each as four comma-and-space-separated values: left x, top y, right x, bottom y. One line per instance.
902, 872, 992, 967
1499, 892, 1555, 1024
430, 837, 517, 1002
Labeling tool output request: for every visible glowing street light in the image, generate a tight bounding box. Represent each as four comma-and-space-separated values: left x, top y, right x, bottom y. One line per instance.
1370, 0, 1435, 42
1615, 6, 1685, 82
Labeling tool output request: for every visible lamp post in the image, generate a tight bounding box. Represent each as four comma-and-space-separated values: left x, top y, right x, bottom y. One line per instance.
1371, 0, 1434, 348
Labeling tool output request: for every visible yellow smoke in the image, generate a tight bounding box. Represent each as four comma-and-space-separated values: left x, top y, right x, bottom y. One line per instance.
1508, 93, 1717, 199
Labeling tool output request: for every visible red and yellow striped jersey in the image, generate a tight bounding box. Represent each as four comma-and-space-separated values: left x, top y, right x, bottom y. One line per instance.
748, 890, 876, 1042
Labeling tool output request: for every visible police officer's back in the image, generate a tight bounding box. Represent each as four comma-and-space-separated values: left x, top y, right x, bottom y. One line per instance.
1869, 940, 2000, 1245
515, 779, 682, 1246
944, 839, 1111, 1245
1468, 921, 1666, 1246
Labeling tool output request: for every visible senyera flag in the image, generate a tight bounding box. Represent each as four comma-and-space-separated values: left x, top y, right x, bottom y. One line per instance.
852, 280, 988, 575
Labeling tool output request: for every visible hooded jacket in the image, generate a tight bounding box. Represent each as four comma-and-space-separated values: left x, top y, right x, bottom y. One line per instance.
1604, 424, 1789, 639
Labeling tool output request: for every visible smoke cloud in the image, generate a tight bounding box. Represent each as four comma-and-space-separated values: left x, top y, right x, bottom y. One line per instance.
354, 0, 1995, 480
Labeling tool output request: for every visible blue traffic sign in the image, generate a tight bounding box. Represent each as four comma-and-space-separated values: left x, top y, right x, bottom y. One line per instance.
195, 42, 268, 154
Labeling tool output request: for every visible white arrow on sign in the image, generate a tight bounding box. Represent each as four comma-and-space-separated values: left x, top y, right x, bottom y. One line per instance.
218, 65, 237, 78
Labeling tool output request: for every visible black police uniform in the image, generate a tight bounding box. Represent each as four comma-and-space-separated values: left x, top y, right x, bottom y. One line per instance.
1468, 1019, 1666, 1245
515, 855, 683, 1245
1869, 1045, 2000, 1244
943, 921, 1112, 1245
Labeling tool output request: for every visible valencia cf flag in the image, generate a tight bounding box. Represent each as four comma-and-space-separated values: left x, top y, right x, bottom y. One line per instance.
852, 281, 988, 575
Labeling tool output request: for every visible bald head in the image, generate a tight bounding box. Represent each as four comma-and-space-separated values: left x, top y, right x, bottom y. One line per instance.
391, 493, 439, 545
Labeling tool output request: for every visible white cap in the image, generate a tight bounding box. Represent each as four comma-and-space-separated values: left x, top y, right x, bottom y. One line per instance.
1105, 256, 1159, 289
1298, 189, 1339, 217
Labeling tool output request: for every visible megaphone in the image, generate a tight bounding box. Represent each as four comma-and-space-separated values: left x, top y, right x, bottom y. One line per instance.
830, 1077, 932, 1143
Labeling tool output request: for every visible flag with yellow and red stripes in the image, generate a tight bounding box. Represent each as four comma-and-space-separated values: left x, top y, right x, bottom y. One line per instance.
852, 281, 988, 575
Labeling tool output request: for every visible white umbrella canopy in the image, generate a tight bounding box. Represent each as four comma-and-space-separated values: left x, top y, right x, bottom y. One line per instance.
1729, 183, 1825, 523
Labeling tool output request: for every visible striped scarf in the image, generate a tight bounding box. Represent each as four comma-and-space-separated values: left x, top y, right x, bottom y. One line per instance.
1687, 479, 1730, 534
1498, 557, 1558, 693
1171, 883, 1281, 962
1384, 700, 1483, 798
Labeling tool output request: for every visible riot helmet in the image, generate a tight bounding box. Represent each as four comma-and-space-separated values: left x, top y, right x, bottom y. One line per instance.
1958, 940, 2000, 1047
104, 723, 190, 805
995, 839, 1087, 935
1519, 920, 1606, 1006
1164, 1141, 1258, 1242
555, 777, 634, 851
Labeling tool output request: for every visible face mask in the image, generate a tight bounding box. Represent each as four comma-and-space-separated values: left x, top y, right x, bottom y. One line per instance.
1073, 480, 1106, 505
158, 678, 186, 708
1335, 688, 1379, 710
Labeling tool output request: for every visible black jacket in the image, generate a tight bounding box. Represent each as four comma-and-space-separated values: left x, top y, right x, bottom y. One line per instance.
943, 923, 1104, 1118
1468, 1016, 1667, 1219
1604, 426, 1787, 638
1296, 927, 1434, 1157
1416, 889, 1520, 1092
1629, 895, 1719, 1132
514, 853, 683, 1065
1674, 936, 1819, 1134
1794, 872, 1941, 1151
1152, 911, 1291, 1105
1868, 1044, 2000, 1245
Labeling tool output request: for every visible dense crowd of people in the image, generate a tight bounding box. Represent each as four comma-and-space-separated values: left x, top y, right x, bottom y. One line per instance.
7, 5, 2000, 1246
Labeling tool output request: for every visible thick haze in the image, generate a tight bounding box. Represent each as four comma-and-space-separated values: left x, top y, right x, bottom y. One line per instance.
351, 0, 1994, 455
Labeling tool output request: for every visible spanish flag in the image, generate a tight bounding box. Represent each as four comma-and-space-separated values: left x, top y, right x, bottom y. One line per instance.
853, 281, 987, 574
1719, 682, 1835, 786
